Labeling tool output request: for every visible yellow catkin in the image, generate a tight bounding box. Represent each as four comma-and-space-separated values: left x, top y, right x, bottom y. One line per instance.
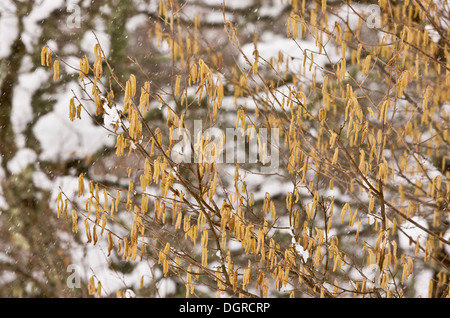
253, 49, 259, 75
355, 218, 362, 242
53, 60, 60, 81
335, 22, 342, 45
46, 50, 52, 68
94, 44, 103, 78
349, 209, 358, 227
107, 231, 113, 256
218, 77, 224, 108
92, 224, 98, 245
88, 276, 95, 295
362, 55, 371, 76
96, 281, 102, 298
332, 148, 339, 165
100, 213, 107, 236
71, 209, 78, 233
102, 188, 109, 212
69, 97, 76, 121
340, 203, 349, 224
41, 46, 48, 66
80, 55, 89, 78
56, 192, 63, 218
174, 75, 181, 96
84, 219, 92, 243
428, 280, 433, 298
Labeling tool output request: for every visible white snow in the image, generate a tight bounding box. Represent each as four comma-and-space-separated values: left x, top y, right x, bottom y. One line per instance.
239, 32, 341, 82
258, 3, 288, 18
6, 148, 37, 175
327, 3, 370, 31
125, 14, 148, 33
125, 289, 136, 298
444, 230, 450, 257
397, 216, 429, 251
203, 0, 254, 10
290, 228, 309, 262
103, 106, 121, 129
0, 1, 19, 59
156, 278, 177, 297
32, 82, 114, 162
11, 68, 50, 135
21, 0, 65, 53
80, 29, 111, 60
414, 269, 433, 298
